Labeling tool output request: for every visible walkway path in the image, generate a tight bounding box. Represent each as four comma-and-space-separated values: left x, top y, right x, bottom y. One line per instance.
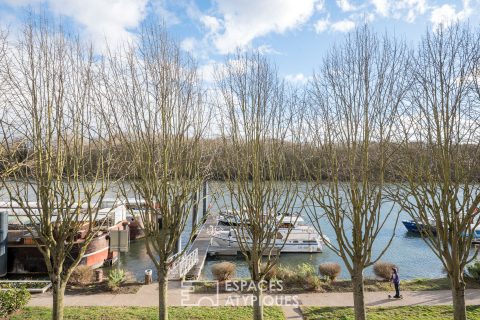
28, 283, 480, 318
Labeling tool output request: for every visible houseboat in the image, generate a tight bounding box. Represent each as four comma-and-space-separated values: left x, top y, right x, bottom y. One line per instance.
0, 200, 127, 274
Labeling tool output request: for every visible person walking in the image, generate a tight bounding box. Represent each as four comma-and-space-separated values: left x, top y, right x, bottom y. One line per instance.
390, 267, 401, 298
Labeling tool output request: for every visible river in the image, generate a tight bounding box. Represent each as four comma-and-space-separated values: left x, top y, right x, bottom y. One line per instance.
106, 182, 463, 281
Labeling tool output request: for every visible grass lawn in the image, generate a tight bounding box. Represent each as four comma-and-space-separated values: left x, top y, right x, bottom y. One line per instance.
194, 277, 480, 294
325, 277, 462, 293
10, 306, 285, 320
302, 305, 480, 320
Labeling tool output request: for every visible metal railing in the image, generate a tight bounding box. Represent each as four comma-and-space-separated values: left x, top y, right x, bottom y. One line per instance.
168, 248, 198, 280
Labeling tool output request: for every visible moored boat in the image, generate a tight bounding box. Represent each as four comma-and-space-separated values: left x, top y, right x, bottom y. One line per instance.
402, 218, 437, 234
0, 201, 128, 274
211, 211, 328, 253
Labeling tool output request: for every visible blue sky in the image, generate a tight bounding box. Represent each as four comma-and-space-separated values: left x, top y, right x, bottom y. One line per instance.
0, 0, 478, 83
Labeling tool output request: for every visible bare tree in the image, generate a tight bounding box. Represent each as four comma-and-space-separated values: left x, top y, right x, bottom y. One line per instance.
215, 51, 302, 320
392, 24, 480, 320
100, 23, 209, 320
0, 20, 113, 320
306, 26, 409, 320
0, 28, 8, 170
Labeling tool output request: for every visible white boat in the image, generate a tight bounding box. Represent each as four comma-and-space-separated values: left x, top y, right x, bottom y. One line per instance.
218, 210, 303, 227
211, 212, 328, 253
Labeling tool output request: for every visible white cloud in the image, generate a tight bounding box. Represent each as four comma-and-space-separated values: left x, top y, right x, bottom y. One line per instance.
430, 0, 472, 28
199, 61, 218, 84
152, 0, 180, 25
285, 73, 310, 85
336, 0, 358, 12
5, 0, 148, 50
205, 0, 320, 54
400, 0, 427, 22
316, 0, 326, 11
181, 37, 197, 52
331, 19, 356, 32
200, 15, 221, 32
257, 44, 281, 55
371, 0, 390, 16
314, 18, 330, 33
371, 0, 427, 23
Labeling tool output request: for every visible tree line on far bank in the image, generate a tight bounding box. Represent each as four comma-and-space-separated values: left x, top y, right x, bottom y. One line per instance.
4, 139, 480, 182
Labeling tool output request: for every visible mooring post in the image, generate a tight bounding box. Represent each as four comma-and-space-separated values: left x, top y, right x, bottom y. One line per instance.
202, 180, 207, 218
192, 189, 198, 229
176, 237, 182, 254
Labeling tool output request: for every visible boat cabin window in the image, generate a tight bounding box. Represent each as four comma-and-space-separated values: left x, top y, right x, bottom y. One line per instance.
279, 222, 294, 228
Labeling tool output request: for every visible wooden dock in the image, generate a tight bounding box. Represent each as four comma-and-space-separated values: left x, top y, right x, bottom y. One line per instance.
185, 214, 218, 280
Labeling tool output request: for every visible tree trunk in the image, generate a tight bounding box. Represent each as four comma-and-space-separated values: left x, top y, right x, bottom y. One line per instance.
451, 278, 466, 320
253, 280, 264, 320
351, 268, 366, 320
158, 268, 168, 320
52, 280, 66, 320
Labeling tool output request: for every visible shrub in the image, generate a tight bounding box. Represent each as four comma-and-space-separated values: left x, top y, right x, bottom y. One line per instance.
275, 263, 321, 291
211, 262, 236, 281
0, 286, 30, 317
467, 260, 480, 280
373, 261, 398, 281
108, 269, 126, 291
319, 263, 341, 281
262, 263, 277, 281
298, 263, 316, 277
69, 265, 94, 286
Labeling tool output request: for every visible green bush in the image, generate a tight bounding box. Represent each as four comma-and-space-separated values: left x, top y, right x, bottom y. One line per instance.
275, 263, 321, 291
0, 286, 30, 317
108, 269, 126, 291
467, 260, 480, 280
298, 263, 316, 277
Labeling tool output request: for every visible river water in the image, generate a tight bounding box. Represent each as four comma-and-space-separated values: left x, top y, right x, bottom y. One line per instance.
108, 182, 469, 281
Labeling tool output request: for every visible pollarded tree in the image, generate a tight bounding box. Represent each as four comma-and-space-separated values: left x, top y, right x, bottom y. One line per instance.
0, 19, 113, 320
100, 23, 209, 320
306, 26, 410, 320
215, 51, 302, 320
392, 24, 480, 320
0, 28, 9, 172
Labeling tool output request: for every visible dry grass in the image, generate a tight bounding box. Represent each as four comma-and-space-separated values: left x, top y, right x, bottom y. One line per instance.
211, 262, 236, 281
318, 263, 341, 281
68, 266, 94, 286
373, 262, 397, 281
263, 264, 278, 281
275, 264, 322, 291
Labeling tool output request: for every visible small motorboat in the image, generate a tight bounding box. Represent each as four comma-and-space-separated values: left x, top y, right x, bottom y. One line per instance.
402, 218, 437, 234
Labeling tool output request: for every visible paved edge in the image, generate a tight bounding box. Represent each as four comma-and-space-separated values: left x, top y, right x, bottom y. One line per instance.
282, 306, 303, 320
